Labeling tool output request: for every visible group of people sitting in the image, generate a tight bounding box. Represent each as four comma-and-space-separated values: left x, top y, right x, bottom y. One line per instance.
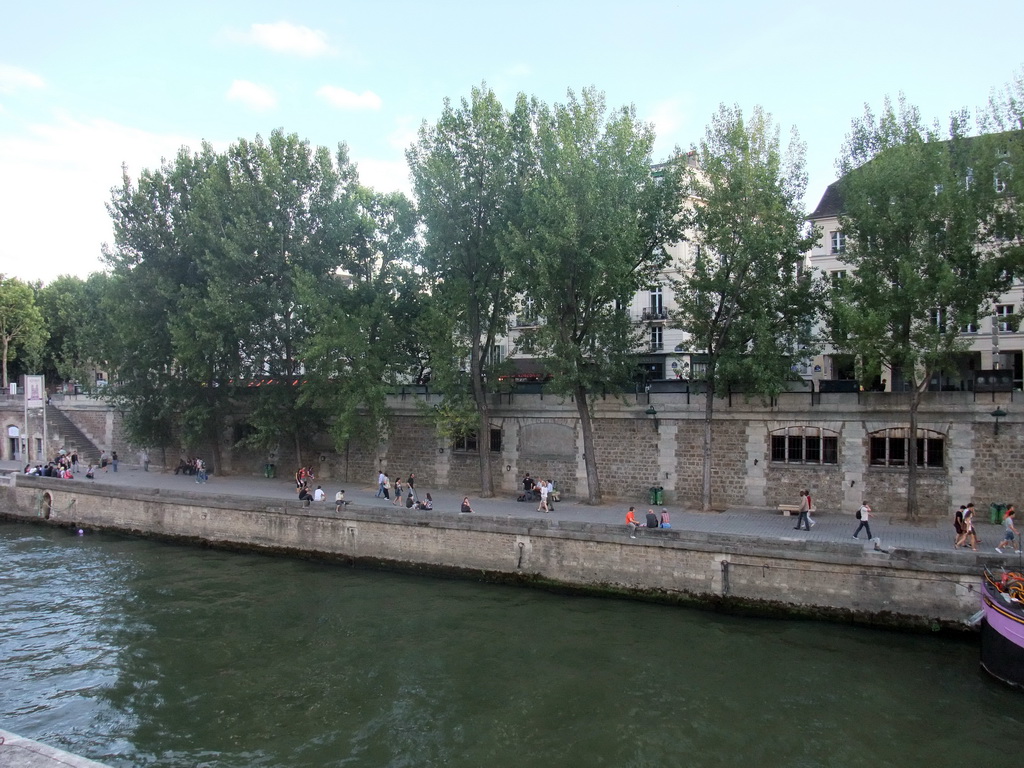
24, 450, 86, 480
174, 457, 205, 476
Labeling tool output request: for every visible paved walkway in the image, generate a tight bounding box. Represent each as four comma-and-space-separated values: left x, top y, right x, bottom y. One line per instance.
5, 460, 1017, 561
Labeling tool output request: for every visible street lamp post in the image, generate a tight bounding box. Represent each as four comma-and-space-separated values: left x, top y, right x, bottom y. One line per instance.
991, 407, 1008, 436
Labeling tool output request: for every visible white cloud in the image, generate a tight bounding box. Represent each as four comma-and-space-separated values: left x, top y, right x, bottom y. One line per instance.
226, 80, 277, 111
0, 113, 200, 283
354, 156, 411, 197
316, 86, 382, 111
234, 22, 334, 57
0, 64, 46, 94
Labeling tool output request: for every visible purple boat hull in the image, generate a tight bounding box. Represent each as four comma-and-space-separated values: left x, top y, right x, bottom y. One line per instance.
981, 573, 1024, 688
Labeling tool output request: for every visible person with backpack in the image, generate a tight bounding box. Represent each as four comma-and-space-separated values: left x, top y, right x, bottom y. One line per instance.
852, 501, 872, 540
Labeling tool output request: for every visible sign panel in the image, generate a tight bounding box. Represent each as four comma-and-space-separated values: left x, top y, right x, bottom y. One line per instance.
25, 375, 45, 409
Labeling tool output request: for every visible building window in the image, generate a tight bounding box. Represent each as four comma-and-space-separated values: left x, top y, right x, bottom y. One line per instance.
929, 308, 947, 333
830, 270, 846, 286
962, 321, 978, 334
453, 432, 478, 453
770, 427, 839, 465
830, 231, 846, 254
996, 304, 1016, 333
453, 429, 502, 453
650, 326, 663, 352
995, 162, 1011, 194
869, 428, 944, 468
649, 286, 663, 316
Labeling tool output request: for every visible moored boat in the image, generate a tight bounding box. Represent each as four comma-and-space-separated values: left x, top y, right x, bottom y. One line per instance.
981, 569, 1024, 688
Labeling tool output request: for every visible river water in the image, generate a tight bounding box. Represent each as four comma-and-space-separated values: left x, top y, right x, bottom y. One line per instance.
0, 521, 1020, 768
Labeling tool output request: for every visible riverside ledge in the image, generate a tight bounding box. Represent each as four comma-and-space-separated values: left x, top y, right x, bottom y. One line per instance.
0, 729, 112, 768
0, 467, 1006, 631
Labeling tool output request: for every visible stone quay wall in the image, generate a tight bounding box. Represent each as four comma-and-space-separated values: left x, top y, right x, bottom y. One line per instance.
2, 477, 983, 631
3, 388, 1020, 519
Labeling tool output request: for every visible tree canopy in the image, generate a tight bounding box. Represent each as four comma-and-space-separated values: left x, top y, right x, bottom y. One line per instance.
827, 96, 1016, 518
672, 104, 820, 511
509, 87, 687, 503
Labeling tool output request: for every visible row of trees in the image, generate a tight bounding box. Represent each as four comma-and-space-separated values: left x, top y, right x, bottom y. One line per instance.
5, 75, 1023, 516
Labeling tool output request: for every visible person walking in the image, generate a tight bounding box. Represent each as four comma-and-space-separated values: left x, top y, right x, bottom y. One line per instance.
407, 473, 418, 503
392, 477, 404, 506
537, 479, 550, 513
376, 470, 386, 498
960, 505, 979, 551
111, 451, 119, 472
996, 506, 1020, 554
953, 505, 966, 547
852, 502, 873, 540
794, 490, 812, 531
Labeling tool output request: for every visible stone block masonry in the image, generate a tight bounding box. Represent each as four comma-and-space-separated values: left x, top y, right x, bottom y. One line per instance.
3, 477, 985, 631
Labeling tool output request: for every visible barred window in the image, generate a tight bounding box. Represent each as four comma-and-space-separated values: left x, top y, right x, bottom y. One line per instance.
869, 428, 944, 468
453, 428, 502, 453
770, 427, 838, 465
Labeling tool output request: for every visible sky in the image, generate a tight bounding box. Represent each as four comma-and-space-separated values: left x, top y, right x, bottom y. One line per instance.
2, 0, 1023, 284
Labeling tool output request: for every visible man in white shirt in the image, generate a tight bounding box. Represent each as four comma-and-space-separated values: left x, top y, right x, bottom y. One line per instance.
376, 471, 386, 497
313, 486, 326, 503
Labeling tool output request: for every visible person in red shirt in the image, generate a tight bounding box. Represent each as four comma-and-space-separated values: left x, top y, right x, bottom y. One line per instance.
626, 506, 641, 538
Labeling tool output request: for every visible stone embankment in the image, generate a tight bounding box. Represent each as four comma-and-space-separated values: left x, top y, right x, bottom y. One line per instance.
0, 473, 994, 632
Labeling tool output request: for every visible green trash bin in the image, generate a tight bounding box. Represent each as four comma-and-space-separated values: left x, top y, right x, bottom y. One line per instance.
264, 463, 276, 479
653, 486, 664, 506
991, 503, 1007, 525
648, 486, 658, 505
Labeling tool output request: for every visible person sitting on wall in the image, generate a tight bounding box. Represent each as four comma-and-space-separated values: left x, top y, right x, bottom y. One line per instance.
625, 507, 642, 538
313, 485, 326, 503
298, 485, 314, 507
417, 493, 433, 511
406, 491, 415, 509
335, 490, 346, 512
646, 508, 659, 528
660, 508, 672, 529
84, 465, 95, 479
460, 496, 474, 514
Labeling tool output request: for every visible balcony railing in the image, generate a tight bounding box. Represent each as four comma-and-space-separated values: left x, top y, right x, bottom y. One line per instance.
640, 309, 670, 322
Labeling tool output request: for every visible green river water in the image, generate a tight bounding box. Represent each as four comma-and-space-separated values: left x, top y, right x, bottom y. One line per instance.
1, 521, 1021, 768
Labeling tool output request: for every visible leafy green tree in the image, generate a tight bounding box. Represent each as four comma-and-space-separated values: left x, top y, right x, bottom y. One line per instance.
672, 105, 819, 512
103, 131, 361, 471
103, 143, 220, 460
508, 88, 687, 504
36, 273, 111, 389
298, 186, 423, 449
0, 275, 48, 389
407, 84, 533, 496
828, 96, 1014, 519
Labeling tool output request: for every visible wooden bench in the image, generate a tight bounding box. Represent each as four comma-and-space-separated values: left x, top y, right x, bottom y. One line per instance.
776, 504, 815, 516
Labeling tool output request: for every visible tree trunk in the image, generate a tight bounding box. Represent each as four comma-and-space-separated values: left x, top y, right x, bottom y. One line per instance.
906, 387, 923, 521
475, 401, 494, 498
1, 337, 8, 389
575, 385, 602, 505
701, 382, 714, 513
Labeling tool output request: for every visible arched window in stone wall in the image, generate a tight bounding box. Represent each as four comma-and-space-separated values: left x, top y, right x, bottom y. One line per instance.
770, 427, 839, 465
869, 428, 945, 468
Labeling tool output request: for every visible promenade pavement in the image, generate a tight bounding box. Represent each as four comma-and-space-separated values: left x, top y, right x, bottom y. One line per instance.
5, 459, 1019, 562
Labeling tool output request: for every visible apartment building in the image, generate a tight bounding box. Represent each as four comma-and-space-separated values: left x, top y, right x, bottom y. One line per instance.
806, 174, 1024, 392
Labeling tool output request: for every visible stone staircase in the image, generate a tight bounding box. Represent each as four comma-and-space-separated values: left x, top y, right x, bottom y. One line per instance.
45, 404, 103, 465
